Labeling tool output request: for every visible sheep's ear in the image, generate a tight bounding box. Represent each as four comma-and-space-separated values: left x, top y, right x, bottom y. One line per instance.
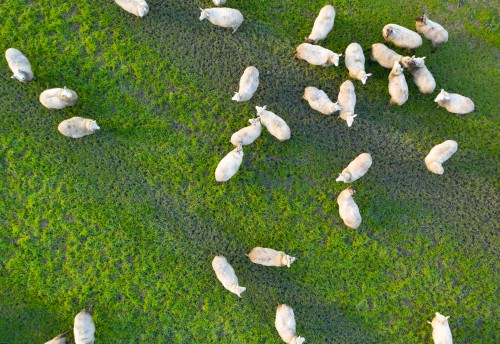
445, 316, 450, 320
366, 73, 372, 76
422, 56, 426, 60
11, 74, 16, 79
427, 321, 432, 325
338, 53, 342, 57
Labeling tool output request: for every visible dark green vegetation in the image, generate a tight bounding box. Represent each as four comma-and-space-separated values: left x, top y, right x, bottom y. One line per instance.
1, 0, 499, 342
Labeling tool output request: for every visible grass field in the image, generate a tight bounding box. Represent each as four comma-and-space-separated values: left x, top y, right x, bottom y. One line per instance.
1, 0, 499, 342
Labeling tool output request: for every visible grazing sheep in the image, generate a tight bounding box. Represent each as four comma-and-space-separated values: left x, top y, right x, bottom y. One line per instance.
337, 80, 357, 127
74, 309, 95, 344
212, 255, 246, 297
337, 188, 361, 229
232, 66, 259, 102
388, 61, 408, 106
383, 24, 422, 53
345, 43, 372, 85
256, 106, 291, 142
424, 140, 458, 175
246, 247, 296, 268
336, 153, 372, 183
427, 312, 453, 344
212, 0, 226, 5
371, 43, 414, 69
199, 7, 244, 33
296, 43, 342, 67
215, 143, 244, 182
408, 57, 436, 94
305, 5, 335, 44
44, 332, 68, 344
275, 304, 305, 344
39, 87, 78, 109
302, 86, 341, 115
114, 0, 149, 18
230, 118, 262, 146
434, 89, 474, 114
5, 48, 33, 82
58, 117, 100, 139
416, 14, 448, 52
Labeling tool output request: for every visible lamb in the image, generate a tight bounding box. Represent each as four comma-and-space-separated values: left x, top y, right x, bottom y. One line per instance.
5, 48, 34, 82
427, 312, 453, 344
295, 43, 342, 67
388, 61, 408, 106
44, 332, 68, 344
212, 0, 226, 5
337, 188, 361, 229
302, 86, 341, 115
370, 43, 414, 69
383, 24, 422, 53
275, 304, 305, 344
344, 43, 372, 85
230, 118, 262, 146
58, 117, 100, 139
232, 66, 259, 102
215, 143, 244, 182
74, 309, 95, 344
416, 14, 448, 52
336, 153, 372, 183
39, 87, 78, 109
114, 0, 149, 18
434, 89, 474, 114
199, 7, 244, 33
212, 255, 246, 297
305, 5, 335, 44
256, 106, 291, 142
408, 57, 436, 94
246, 247, 296, 268
424, 140, 458, 175
337, 80, 357, 127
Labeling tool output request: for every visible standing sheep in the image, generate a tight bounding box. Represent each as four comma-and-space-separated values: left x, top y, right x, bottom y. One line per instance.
337, 80, 357, 127
416, 14, 448, 52
215, 143, 244, 182
302, 86, 341, 115
427, 312, 453, 344
256, 106, 291, 142
199, 7, 244, 33
39, 87, 78, 109
114, 0, 149, 18
408, 57, 436, 94
246, 247, 296, 268
434, 89, 474, 114
388, 61, 408, 106
275, 304, 305, 344
305, 5, 335, 44
212, 0, 226, 5
424, 140, 458, 175
336, 153, 372, 183
383, 24, 422, 53
345, 43, 372, 85
5, 48, 34, 82
230, 118, 262, 146
44, 332, 68, 344
371, 43, 414, 69
74, 309, 95, 344
212, 255, 246, 297
295, 43, 342, 67
58, 117, 100, 139
337, 188, 361, 229
232, 66, 259, 102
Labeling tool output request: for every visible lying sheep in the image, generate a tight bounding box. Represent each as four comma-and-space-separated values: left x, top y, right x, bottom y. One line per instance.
345, 43, 372, 85
427, 312, 453, 344
336, 153, 372, 183
256, 106, 291, 141
39, 87, 78, 109
114, 0, 149, 18
212, 0, 226, 5
408, 57, 436, 94
232, 66, 259, 102
434, 89, 474, 114
388, 61, 408, 106
5, 48, 34, 82
199, 7, 244, 33
44, 332, 68, 344
337, 80, 357, 127
58, 117, 100, 139
302, 86, 341, 115
74, 309, 95, 344
305, 5, 335, 44
246, 247, 296, 268
212, 255, 246, 297
230, 118, 261, 146
215, 143, 244, 182
383, 24, 422, 53
416, 14, 448, 52
296, 43, 342, 67
424, 140, 458, 175
275, 304, 305, 344
371, 43, 414, 69
337, 188, 361, 229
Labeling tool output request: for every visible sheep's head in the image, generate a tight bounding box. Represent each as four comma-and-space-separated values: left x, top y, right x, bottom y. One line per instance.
434, 89, 450, 103
329, 53, 342, 67
234, 286, 246, 297
345, 113, 357, 127
304, 36, 316, 44
391, 61, 404, 75
336, 172, 350, 183
427, 312, 450, 327
255, 105, 267, 116
427, 161, 444, 175
329, 101, 342, 114
359, 71, 372, 85
400, 56, 414, 68
199, 8, 209, 21
383, 25, 394, 38
416, 13, 429, 23
61, 86, 73, 99
234, 143, 244, 157
293, 336, 306, 344
11, 69, 27, 81
138, 6, 148, 18
87, 120, 100, 132
411, 56, 426, 68
232, 92, 241, 101
249, 118, 260, 127
283, 254, 296, 268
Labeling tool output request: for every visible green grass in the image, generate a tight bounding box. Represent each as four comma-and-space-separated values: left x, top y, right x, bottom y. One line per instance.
1, 0, 499, 342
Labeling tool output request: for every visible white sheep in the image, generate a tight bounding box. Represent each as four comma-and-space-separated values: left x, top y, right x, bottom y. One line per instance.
383, 24, 422, 53
44, 332, 68, 344
434, 89, 474, 114
337, 188, 361, 229
295, 43, 342, 67
212, 0, 226, 6
408, 57, 436, 94
232, 66, 259, 102
230, 118, 262, 146
58, 117, 100, 139
388, 61, 408, 106
39, 87, 78, 109
337, 80, 357, 127
302, 86, 341, 115
275, 304, 305, 344
199, 7, 244, 33
345, 43, 372, 85
5, 48, 34, 82
74, 309, 95, 344
336, 153, 372, 183
246, 247, 296, 268
212, 255, 246, 297
305, 5, 335, 44
427, 312, 453, 344
416, 14, 448, 52
114, 0, 149, 18
424, 140, 458, 175
256, 106, 291, 142
370, 43, 414, 69
215, 143, 244, 182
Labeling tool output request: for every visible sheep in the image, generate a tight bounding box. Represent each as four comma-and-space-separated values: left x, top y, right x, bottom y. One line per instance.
232, 66, 259, 102
345, 43, 372, 85
295, 43, 342, 67
336, 153, 372, 183
212, 0, 226, 5
305, 5, 335, 44
230, 118, 262, 146
44, 332, 69, 344
58, 117, 100, 139
74, 309, 95, 344
416, 14, 448, 52
383, 24, 422, 53
337, 188, 361, 229
275, 304, 305, 344
370, 43, 414, 69
424, 140, 458, 175
427, 312, 453, 344
246, 247, 296, 268
5, 48, 34, 82
408, 57, 436, 94
199, 7, 244, 33
434, 89, 474, 114
114, 0, 149, 18
256, 106, 291, 142
212, 255, 246, 297
337, 80, 357, 127
215, 143, 243, 182
388, 61, 408, 106
39, 87, 78, 109
302, 86, 341, 115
